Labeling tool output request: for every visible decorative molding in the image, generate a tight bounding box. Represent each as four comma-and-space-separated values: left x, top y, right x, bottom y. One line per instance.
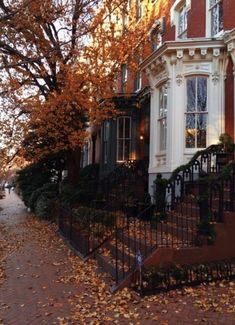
184, 63, 211, 74
170, 55, 177, 65
213, 49, 220, 57
154, 72, 169, 87
177, 50, 183, 59
212, 73, 220, 85
227, 42, 234, 52
189, 49, 195, 57
201, 49, 207, 56
224, 28, 235, 44
176, 74, 183, 86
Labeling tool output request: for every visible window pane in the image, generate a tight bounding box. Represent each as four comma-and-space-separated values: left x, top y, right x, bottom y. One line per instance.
179, 7, 187, 35
185, 114, 196, 148
121, 64, 127, 81
104, 142, 108, 163
211, 6, 218, 36
124, 140, 131, 160
159, 88, 164, 117
197, 77, 207, 112
163, 87, 167, 116
159, 119, 167, 151
187, 78, 196, 112
104, 121, 110, 141
118, 118, 124, 139
159, 85, 168, 117
197, 114, 207, 148
124, 118, 131, 138
117, 140, 124, 161
219, 2, 223, 31
134, 71, 141, 90
210, 0, 216, 8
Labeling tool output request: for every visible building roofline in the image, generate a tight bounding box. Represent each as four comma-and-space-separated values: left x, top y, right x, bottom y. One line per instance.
140, 38, 225, 71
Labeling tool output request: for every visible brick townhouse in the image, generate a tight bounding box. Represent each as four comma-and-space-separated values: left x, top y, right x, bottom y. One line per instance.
82, 0, 235, 194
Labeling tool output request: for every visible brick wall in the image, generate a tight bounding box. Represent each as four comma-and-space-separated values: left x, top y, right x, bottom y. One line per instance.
223, 0, 235, 31
225, 57, 234, 139
187, 0, 205, 38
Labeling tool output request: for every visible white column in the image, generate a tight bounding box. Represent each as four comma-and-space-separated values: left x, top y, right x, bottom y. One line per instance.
149, 87, 157, 171
169, 55, 185, 171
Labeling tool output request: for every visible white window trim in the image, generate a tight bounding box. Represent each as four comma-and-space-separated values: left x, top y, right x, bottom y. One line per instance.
206, 0, 224, 38
170, 0, 191, 39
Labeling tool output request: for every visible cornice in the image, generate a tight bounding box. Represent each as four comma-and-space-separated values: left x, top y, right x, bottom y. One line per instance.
141, 38, 225, 72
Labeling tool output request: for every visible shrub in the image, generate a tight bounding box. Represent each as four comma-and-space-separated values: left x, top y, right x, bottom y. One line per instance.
34, 191, 58, 220
29, 183, 59, 212
72, 206, 116, 229
16, 160, 55, 207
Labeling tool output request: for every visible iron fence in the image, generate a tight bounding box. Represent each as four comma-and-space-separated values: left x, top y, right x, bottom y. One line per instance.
58, 147, 235, 287
135, 258, 235, 295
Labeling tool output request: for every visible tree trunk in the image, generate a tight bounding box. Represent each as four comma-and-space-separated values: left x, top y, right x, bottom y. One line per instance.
66, 148, 81, 185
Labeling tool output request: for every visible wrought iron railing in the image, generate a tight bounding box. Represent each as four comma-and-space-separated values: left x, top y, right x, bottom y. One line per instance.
111, 196, 201, 285
59, 203, 119, 258
59, 144, 235, 288
136, 258, 235, 295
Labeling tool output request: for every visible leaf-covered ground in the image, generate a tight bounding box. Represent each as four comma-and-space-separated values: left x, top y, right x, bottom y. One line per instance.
0, 192, 235, 324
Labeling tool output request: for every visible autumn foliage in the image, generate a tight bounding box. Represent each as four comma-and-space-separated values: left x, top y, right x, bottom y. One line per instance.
0, 0, 155, 178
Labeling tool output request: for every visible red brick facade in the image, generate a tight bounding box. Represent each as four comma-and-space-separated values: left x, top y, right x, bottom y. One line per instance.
225, 57, 234, 139
224, 0, 235, 30
187, 0, 206, 38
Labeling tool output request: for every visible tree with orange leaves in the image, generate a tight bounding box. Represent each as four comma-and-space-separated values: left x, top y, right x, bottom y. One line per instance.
0, 0, 154, 184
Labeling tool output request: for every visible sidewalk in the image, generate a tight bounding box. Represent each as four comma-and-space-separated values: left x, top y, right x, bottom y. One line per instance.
0, 192, 80, 324
0, 192, 235, 325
